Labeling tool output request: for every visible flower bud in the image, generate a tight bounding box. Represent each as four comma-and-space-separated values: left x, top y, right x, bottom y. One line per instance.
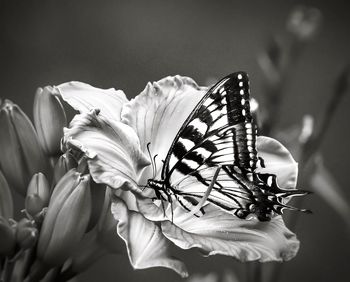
86, 181, 106, 232
96, 189, 124, 254
25, 194, 45, 218
52, 153, 77, 186
69, 189, 121, 273
25, 173, 50, 217
16, 218, 38, 250
25, 172, 50, 216
0, 169, 13, 218
0, 216, 16, 256
69, 229, 107, 273
0, 100, 51, 196
33, 87, 67, 156
37, 169, 91, 266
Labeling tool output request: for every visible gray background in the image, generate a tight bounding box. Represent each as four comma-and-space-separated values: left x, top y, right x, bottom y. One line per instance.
1, 0, 349, 282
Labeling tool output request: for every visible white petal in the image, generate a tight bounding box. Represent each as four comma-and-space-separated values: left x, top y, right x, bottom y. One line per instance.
121, 76, 207, 183
161, 205, 299, 262
256, 136, 298, 190
111, 197, 188, 277
55, 81, 128, 121
63, 110, 150, 190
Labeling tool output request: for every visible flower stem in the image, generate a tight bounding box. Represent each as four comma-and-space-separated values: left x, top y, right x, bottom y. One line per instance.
54, 268, 77, 282
246, 262, 263, 282
269, 65, 349, 282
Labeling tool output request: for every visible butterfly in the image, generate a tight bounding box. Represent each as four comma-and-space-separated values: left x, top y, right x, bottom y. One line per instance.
147, 72, 309, 221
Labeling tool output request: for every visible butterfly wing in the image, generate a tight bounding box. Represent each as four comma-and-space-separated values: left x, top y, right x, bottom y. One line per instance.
161, 72, 257, 183
159, 72, 308, 221
157, 72, 260, 216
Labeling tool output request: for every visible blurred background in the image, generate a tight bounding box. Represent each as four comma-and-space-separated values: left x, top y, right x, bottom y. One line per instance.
1, 0, 349, 282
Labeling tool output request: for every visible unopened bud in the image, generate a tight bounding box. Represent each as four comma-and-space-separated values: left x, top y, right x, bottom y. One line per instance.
33, 87, 67, 156
16, 218, 38, 250
0, 169, 13, 218
25, 173, 50, 217
37, 169, 91, 266
52, 153, 77, 186
0, 100, 51, 196
25, 194, 45, 217
0, 217, 16, 256
86, 181, 106, 232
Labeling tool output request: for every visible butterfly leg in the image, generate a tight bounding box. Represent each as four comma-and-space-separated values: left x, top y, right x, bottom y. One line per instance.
187, 165, 222, 218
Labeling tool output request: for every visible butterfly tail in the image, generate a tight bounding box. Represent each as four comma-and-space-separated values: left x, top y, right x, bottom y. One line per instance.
253, 175, 312, 221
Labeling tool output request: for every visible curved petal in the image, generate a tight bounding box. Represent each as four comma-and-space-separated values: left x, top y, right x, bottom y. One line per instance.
161, 205, 299, 262
63, 110, 150, 190
121, 76, 207, 183
111, 197, 188, 277
55, 81, 128, 121
256, 136, 298, 190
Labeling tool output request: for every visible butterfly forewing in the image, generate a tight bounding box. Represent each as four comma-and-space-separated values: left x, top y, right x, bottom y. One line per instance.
162, 72, 258, 185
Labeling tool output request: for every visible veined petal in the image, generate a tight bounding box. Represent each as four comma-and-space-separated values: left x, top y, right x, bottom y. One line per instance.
55, 81, 128, 121
121, 76, 207, 183
161, 205, 299, 262
111, 197, 188, 277
63, 110, 150, 189
256, 136, 298, 190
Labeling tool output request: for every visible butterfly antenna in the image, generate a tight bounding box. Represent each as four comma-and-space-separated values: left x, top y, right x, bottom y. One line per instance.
146, 142, 155, 178
170, 200, 174, 223
187, 166, 222, 218
161, 198, 166, 217
153, 154, 158, 178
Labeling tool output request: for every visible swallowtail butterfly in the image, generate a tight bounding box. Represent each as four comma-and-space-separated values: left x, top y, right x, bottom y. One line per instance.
147, 72, 309, 221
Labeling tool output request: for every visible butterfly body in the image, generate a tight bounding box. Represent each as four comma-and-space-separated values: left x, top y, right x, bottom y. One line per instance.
146, 72, 308, 221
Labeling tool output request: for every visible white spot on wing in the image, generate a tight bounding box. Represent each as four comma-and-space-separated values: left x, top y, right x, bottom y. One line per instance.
194, 147, 212, 159
189, 118, 207, 135
169, 154, 179, 169
179, 137, 195, 151
203, 97, 214, 107
182, 159, 200, 170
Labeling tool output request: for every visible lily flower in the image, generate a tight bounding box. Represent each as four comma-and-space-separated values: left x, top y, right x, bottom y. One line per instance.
58, 76, 300, 277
